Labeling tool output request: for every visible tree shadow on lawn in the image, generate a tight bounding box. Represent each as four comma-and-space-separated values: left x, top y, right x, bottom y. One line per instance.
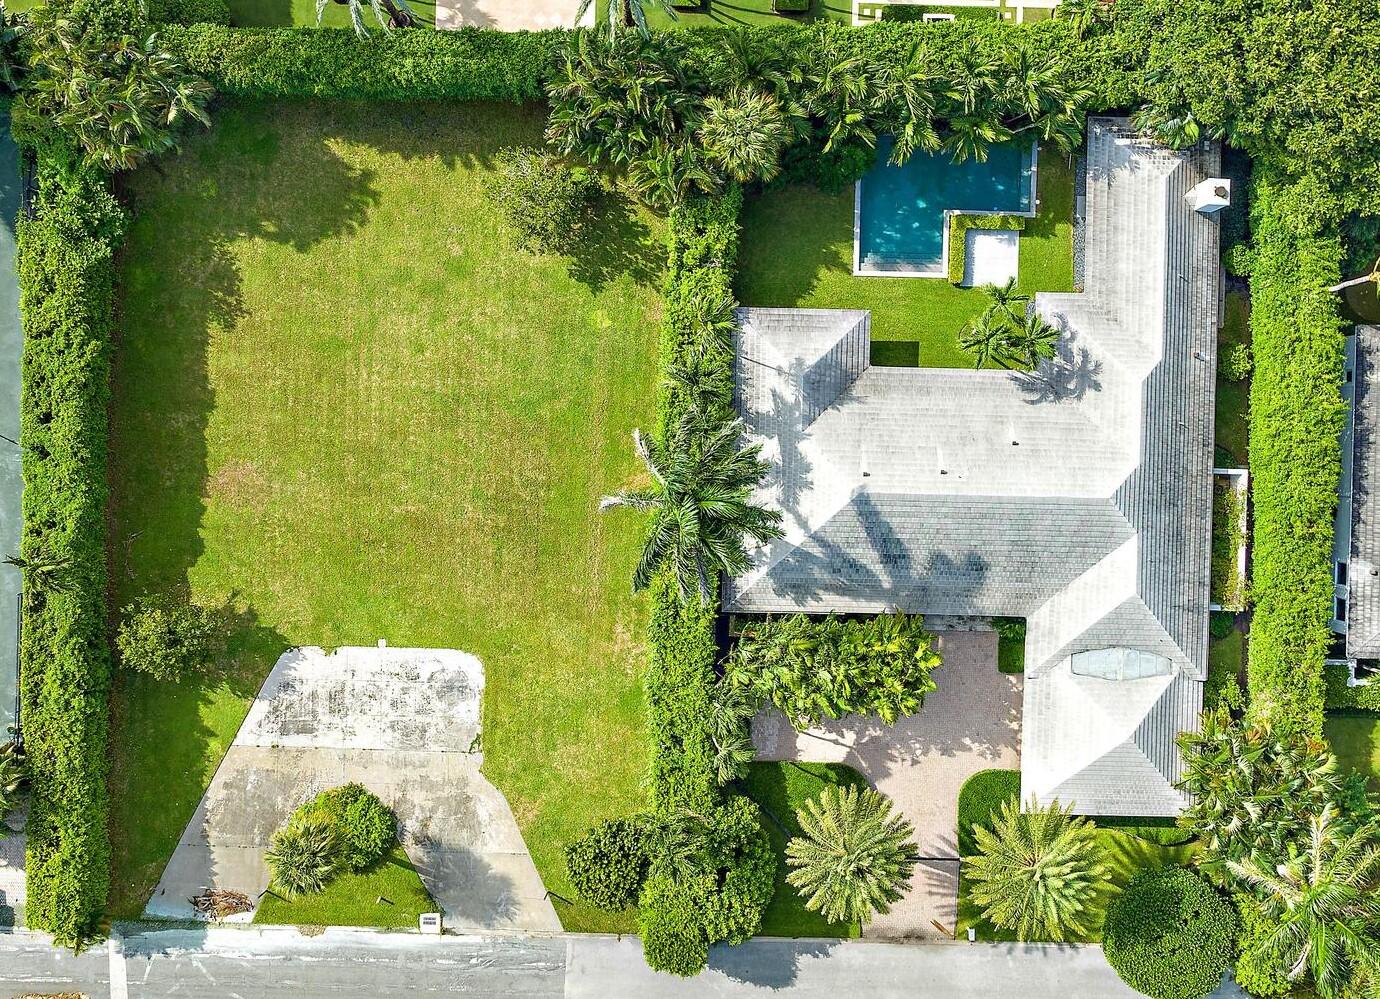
736, 184, 858, 310
107, 104, 382, 917
562, 188, 661, 293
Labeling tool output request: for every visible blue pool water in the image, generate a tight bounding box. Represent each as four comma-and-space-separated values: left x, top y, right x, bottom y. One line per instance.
857, 137, 1035, 274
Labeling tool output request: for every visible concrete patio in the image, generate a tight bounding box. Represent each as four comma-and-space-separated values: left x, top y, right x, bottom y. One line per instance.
435, 0, 589, 30
751, 630, 1021, 940
146, 645, 559, 932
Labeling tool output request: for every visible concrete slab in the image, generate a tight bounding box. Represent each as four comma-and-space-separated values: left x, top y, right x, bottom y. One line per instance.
434, 0, 585, 30
752, 631, 1021, 940
146, 646, 558, 932
963, 228, 1020, 288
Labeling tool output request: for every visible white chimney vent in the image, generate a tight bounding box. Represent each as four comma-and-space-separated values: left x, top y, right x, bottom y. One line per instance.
1187, 178, 1231, 215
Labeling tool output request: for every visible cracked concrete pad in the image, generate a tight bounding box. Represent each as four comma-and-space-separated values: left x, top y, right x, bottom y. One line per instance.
145, 646, 557, 932
751, 631, 1020, 940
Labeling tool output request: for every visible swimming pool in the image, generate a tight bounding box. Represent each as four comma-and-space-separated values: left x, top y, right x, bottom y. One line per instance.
854, 137, 1036, 276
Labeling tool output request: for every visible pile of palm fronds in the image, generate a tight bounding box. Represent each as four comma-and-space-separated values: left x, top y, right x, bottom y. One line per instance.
189, 888, 253, 919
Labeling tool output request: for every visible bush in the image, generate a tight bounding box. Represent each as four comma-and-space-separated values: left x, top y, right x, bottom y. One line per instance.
291, 784, 396, 873
1223, 241, 1255, 276
772, 0, 810, 11
565, 816, 650, 911
1209, 610, 1236, 641
1232, 893, 1291, 998
1102, 868, 1238, 999
777, 138, 874, 194
264, 816, 342, 899
1222, 342, 1253, 380
1244, 174, 1346, 737
880, 4, 1002, 20
1326, 665, 1380, 711
948, 214, 1028, 285
115, 594, 224, 681
16, 163, 125, 945
641, 917, 709, 977
992, 616, 1026, 674
1210, 479, 1246, 610
486, 149, 597, 254
148, 0, 231, 24
727, 611, 941, 727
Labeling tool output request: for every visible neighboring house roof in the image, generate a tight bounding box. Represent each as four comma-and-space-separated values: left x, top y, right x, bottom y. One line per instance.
728, 118, 1222, 816
1347, 326, 1380, 659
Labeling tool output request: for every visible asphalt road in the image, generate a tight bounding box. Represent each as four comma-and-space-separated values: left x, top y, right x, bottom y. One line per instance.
0, 925, 1250, 999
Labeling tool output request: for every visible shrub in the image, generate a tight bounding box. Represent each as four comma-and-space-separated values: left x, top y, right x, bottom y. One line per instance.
1325, 665, 1380, 711
727, 611, 941, 727
486, 148, 597, 254
291, 784, 395, 873
992, 616, 1026, 674
1244, 174, 1345, 738
773, 0, 810, 12
148, 0, 232, 24
16, 163, 125, 945
1210, 479, 1246, 610
1223, 241, 1255, 276
948, 214, 1028, 285
115, 594, 224, 681
1222, 342, 1253, 380
777, 137, 873, 194
1103, 868, 1238, 999
1232, 893, 1292, 998
785, 785, 917, 925
565, 816, 650, 911
264, 816, 341, 899
0, 741, 23, 827
641, 917, 709, 977
1209, 610, 1236, 641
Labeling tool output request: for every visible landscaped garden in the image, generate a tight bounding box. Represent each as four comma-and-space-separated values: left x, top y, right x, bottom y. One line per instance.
736, 147, 1075, 367
105, 98, 662, 931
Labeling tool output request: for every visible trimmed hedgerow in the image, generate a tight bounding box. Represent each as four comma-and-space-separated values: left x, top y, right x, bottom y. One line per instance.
1244, 174, 1346, 738
948, 213, 1027, 285
1103, 868, 1238, 999
17, 163, 126, 945
956, 768, 1020, 857
160, 23, 560, 102
1326, 666, 1380, 711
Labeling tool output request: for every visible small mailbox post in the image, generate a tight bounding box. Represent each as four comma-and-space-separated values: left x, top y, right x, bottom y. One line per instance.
419, 912, 443, 935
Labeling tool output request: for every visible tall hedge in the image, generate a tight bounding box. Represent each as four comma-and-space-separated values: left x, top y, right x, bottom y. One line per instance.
1244, 173, 1345, 738
16, 164, 126, 944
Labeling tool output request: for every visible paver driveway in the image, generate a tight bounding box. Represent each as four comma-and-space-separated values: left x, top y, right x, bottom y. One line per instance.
751, 630, 1021, 940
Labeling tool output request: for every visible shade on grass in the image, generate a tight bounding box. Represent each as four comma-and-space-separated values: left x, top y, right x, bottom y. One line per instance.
736, 761, 868, 938
1325, 714, 1380, 792
736, 146, 1075, 368
606, 0, 852, 31
107, 100, 662, 931
955, 769, 1197, 941
1215, 290, 1251, 466
254, 844, 435, 928
229, 0, 438, 27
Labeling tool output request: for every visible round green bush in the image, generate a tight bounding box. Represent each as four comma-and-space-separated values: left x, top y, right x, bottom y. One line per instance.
957, 769, 1020, 855
641, 917, 709, 977
116, 594, 224, 682
1103, 868, 1238, 999
565, 816, 650, 911
304, 784, 396, 872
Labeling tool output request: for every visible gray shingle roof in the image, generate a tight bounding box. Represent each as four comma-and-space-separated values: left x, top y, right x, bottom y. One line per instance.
729, 119, 1220, 816
1347, 326, 1380, 658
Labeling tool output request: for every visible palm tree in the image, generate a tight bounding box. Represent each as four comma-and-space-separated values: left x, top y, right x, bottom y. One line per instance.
20, 11, 213, 173
0, 742, 23, 830
959, 307, 1013, 369
1177, 706, 1341, 883
1229, 806, 1380, 998
943, 113, 1014, 165
600, 419, 782, 605
785, 785, 918, 925
626, 136, 717, 208
1055, 0, 1115, 37
317, 0, 418, 36
880, 42, 952, 166
1006, 310, 1061, 368
801, 42, 878, 154
647, 808, 713, 880
265, 817, 341, 898
575, 0, 676, 37
717, 29, 801, 100
982, 276, 1029, 319
963, 797, 1108, 941
0, 2, 29, 93
707, 680, 758, 785
698, 87, 792, 185
4, 550, 72, 593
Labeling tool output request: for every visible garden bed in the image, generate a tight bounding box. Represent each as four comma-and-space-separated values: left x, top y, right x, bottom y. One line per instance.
1210, 469, 1248, 611
105, 99, 662, 931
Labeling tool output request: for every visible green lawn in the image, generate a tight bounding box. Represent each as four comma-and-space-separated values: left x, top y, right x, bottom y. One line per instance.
735, 762, 867, 938
955, 769, 1197, 942
620, 0, 852, 30
1325, 714, 1380, 792
736, 146, 1076, 368
1206, 628, 1244, 709
107, 99, 663, 931
254, 844, 436, 927
1215, 289, 1251, 466
230, 0, 437, 27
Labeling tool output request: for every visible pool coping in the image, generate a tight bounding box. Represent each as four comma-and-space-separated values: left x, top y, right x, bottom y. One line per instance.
852, 141, 1040, 279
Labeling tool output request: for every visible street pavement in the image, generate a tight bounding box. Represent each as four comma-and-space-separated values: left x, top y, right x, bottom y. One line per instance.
0, 925, 1250, 999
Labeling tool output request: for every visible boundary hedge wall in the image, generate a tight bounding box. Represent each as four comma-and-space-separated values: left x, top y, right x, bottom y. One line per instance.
1244, 173, 1345, 738
16, 163, 126, 944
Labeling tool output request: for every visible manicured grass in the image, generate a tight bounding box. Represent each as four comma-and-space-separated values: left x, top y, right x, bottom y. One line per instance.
736, 761, 867, 938
254, 844, 436, 928
107, 100, 663, 931
955, 769, 1197, 942
1206, 628, 1245, 709
1215, 290, 1251, 466
736, 146, 1076, 368
996, 630, 1025, 674
623, 0, 853, 30
1325, 713, 1380, 792
229, 0, 437, 28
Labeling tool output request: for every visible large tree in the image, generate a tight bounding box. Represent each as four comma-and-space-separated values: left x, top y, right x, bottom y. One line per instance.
1229, 806, 1380, 999
785, 785, 918, 925
599, 416, 782, 605
963, 797, 1108, 941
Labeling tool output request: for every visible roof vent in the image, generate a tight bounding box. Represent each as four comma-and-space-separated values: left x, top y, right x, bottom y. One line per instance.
1187, 178, 1231, 215
1071, 647, 1172, 681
